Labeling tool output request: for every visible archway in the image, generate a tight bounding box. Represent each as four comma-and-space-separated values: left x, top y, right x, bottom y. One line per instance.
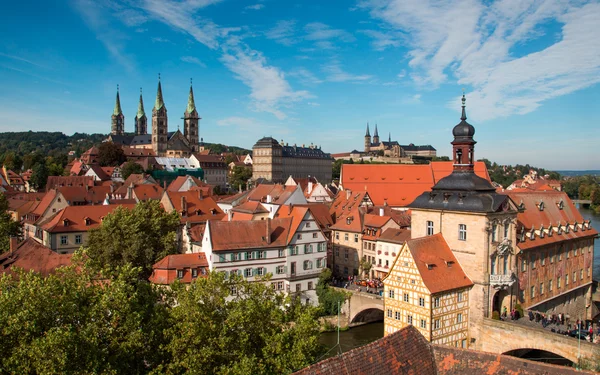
492, 289, 508, 316
504, 348, 574, 367
351, 308, 384, 324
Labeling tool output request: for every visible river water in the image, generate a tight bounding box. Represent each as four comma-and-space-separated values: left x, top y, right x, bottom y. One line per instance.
578, 205, 600, 280
319, 322, 383, 359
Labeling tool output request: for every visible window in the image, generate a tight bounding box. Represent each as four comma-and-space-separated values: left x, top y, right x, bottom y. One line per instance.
291, 262, 296, 275
407, 315, 413, 324
354, 234, 359, 243
403, 293, 409, 302
395, 311, 400, 320
434, 297, 440, 308
276, 265, 285, 274
257, 267, 265, 276
312, 232, 318, 238
531, 254, 536, 269
258, 251, 267, 259
530, 286, 535, 298
541, 253, 546, 266
457, 313, 463, 323
177, 270, 184, 279
291, 246, 299, 256
344, 249, 349, 260
192, 268, 198, 278
426, 221, 434, 236
344, 233, 349, 241
387, 309, 392, 318
420, 319, 426, 329
60, 235, 68, 245
297, 234, 302, 240
306, 222, 311, 228
521, 258, 527, 272
245, 268, 253, 278
234, 252, 242, 261
458, 224, 467, 241
588, 267, 591, 278
580, 269, 584, 280
434, 319, 440, 329
230, 286, 237, 295
295, 283, 300, 292
419, 297, 425, 307
304, 245, 312, 254
388, 290, 395, 299
303, 260, 313, 270
540, 282, 544, 295
548, 279, 553, 292
573, 272, 576, 283
457, 292, 463, 302
550, 251, 555, 263
278, 249, 284, 257
308, 281, 313, 290
75, 235, 82, 244
335, 232, 339, 240
277, 282, 284, 290
557, 276, 561, 288
317, 258, 324, 268
492, 223, 497, 242
246, 251, 253, 260
335, 247, 339, 257
504, 223, 509, 238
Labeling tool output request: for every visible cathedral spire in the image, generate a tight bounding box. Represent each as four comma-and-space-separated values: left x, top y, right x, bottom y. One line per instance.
113, 85, 122, 116
460, 91, 467, 121
374, 123, 379, 138
186, 78, 196, 114
389, 132, 391, 143
365, 122, 370, 137
154, 74, 165, 111
137, 87, 145, 119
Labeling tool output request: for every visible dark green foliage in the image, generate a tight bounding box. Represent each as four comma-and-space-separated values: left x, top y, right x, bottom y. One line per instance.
478, 158, 562, 188
122, 161, 145, 180
0, 193, 22, 252
229, 165, 253, 191
332, 159, 353, 180
316, 269, 348, 316
0, 131, 105, 160
84, 200, 180, 279
30, 163, 49, 190
98, 142, 127, 167
205, 143, 251, 155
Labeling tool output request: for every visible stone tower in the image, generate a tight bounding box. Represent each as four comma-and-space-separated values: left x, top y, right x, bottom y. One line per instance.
152, 76, 168, 156
135, 88, 147, 135
373, 123, 380, 144
111, 85, 124, 135
183, 80, 200, 152
451, 94, 476, 172
364, 123, 371, 152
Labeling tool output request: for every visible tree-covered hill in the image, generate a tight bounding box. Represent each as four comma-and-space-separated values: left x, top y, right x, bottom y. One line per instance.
478, 158, 561, 188
0, 131, 106, 160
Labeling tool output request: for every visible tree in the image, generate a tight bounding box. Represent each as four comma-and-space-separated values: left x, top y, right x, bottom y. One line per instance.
0, 193, 22, 252
122, 161, 145, 180
30, 162, 49, 191
229, 165, 252, 191
360, 259, 372, 277
98, 142, 126, 167
0, 264, 170, 374
2, 151, 22, 171
22, 152, 45, 170
316, 268, 348, 316
84, 200, 180, 279
162, 272, 322, 374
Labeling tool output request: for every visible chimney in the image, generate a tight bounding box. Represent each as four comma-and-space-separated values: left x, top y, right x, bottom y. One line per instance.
265, 218, 271, 244
110, 184, 114, 193
9, 236, 18, 254
379, 207, 384, 217
181, 196, 187, 215
127, 183, 134, 199
308, 181, 313, 194
163, 180, 167, 190
346, 189, 351, 200
266, 194, 272, 204
228, 210, 233, 221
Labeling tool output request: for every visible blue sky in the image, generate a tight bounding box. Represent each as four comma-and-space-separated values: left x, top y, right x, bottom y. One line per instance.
0, 0, 599, 170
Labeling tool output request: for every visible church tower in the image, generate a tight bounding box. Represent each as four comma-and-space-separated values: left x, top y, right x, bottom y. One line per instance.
111, 85, 124, 135
135, 88, 147, 135
364, 123, 371, 152
183, 79, 200, 152
373, 124, 380, 144
451, 93, 476, 172
152, 75, 168, 156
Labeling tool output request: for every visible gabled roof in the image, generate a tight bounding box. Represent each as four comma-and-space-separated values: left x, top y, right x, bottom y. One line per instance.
391, 233, 473, 294
46, 176, 94, 190
363, 213, 392, 228
133, 184, 164, 201
378, 228, 411, 245
231, 200, 269, 214
293, 203, 334, 231
507, 190, 583, 229
365, 206, 411, 227
329, 190, 372, 220
114, 174, 156, 196
208, 218, 292, 251
40, 204, 135, 233
164, 191, 225, 223
0, 238, 72, 277
246, 184, 301, 205
31, 189, 58, 217
330, 206, 363, 233
149, 253, 208, 285
167, 175, 209, 192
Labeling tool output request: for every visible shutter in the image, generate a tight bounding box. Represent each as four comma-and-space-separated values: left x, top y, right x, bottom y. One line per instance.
230, 253, 234, 261
254, 251, 259, 259
284, 266, 288, 274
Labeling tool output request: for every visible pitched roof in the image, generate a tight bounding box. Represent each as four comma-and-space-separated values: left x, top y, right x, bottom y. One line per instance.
0, 238, 72, 277
39, 204, 136, 233
330, 207, 363, 233
167, 175, 209, 192
329, 190, 371, 220
363, 213, 392, 228
164, 191, 225, 223
57, 186, 88, 204
293, 325, 437, 375
365, 206, 411, 227
208, 218, 292, 251
378, 228, 412, 245
507, 190, 584, 229
86, 165, 111, 181
114, 174, 156, 196
46, 176, 94, 190
341, 161, 490, 207
149, 253, 208, 284
394, 233, 473, 294
231, 200, 269, 214
293, 203, 334, 231
133, 184, 164, 201
247, 184, 301, 205
31, 189, 58, 217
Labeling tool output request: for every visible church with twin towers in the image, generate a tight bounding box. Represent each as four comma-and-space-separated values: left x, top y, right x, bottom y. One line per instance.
110, 76, 201, 158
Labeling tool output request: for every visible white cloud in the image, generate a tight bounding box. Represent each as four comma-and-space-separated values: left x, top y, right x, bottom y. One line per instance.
181, 56, 206, 67
361, 0, 600, 121
265, 20, 298, 46
245, 4, 265, 10
289, 68, 323, 85
116, 8, 148, 27
220, 44, 313, 119
151, 37, 171, 43
359, 29, 400, 50
322, 62, 373, 83
304, 22, 355, 42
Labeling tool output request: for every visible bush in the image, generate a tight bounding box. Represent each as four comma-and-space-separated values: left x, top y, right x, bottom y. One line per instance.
492, 311, 500, 320
515, 304, 524, 318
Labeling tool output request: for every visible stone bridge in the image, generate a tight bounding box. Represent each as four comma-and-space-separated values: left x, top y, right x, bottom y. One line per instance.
334, 287, 384, 326
479, 318, 600, 365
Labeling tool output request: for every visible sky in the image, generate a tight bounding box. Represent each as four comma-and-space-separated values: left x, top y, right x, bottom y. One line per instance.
0, 0, 599, 170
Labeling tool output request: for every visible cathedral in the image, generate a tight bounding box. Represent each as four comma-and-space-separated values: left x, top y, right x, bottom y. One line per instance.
109, 77, 200, 158
363, 123, 436, 158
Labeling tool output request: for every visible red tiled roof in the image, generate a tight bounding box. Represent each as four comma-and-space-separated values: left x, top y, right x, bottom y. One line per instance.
395, 233, 474, 294
507, 190, 585, 229
188, 224, 206, 242
57, 186, 88, 203
46, 176, 94, 190
330, 207, 363, 233
378, 228, 411, 245
231, 200, 269, 214
133, 184, 164, 201
164, 191, 225, 223
329, 190, 371, 220
40, 204, 135, 233
246, 184, 300, 205
0, 238, 72, 277
87, 165, 111, 181
341, 161, 490, 207
149, 253, 208, 284
365, 206, 411, 227
122, 146, 157, 157
167, 175, 210, 192
292, 203, 334, 231
363, 213, 392, 228
208, 218, 292, 251
31, 190, 58, 217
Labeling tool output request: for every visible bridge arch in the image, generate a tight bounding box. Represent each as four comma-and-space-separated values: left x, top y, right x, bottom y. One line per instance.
503, 348, 574, 366
350, 305, 384, 324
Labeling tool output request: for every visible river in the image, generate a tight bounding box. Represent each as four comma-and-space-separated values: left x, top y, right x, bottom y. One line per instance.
578, 205, 600, 280
319, 322, 383, 359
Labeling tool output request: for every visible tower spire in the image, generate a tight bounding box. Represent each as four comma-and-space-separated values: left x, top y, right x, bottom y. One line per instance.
374, 123, 379, 137
365, 122, 370, 137
186, 78, 196, 114
389, 132, 391, 143
137, 87, 145, 119
154, 74, 165, 111
460, 90, 467, 121
113, 84, 122, 116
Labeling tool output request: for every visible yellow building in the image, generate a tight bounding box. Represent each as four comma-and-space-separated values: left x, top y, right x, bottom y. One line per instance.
383, 233, 473, 348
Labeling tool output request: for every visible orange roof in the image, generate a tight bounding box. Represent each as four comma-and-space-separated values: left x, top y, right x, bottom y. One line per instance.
164, 191, 225, 223
40, 204, 135, 233
167, 175, 210, 192
57, 186, 88, 203
378, 228, 411, 245
329, 190, 371, 220
507, 190, 584, 229
341, 161, 490, 207
208, 218, 292, 251
330, 207, 363, 233
291, 203, 334, 231
31, 190, 58, 217
365, 206, 411, 227
363, 213, 392, 228
247, 184, 300, 205
189, 224, 206, 242
0, 238, 72, 277
275, 206, 314, 243
133, 184, 164, 201
231, 200, 269, 214
47, 176, 94, 190
122, 146, 157, 157
149, 253, 208, 284
394, 233, 473, 294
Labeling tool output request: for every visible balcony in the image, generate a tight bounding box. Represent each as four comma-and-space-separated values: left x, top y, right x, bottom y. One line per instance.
490, 272, 516, 290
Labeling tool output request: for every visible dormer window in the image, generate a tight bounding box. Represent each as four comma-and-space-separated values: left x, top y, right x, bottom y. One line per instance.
196, 209, 203, 215
539, 226, 544, 238
530, 230, 535, 240
548, 226, 553, 236
565, 224, 570, 234
538, 201, 544, 211
177, 270, 184, 279
426, 263, 434, 270
518, 200, 525, 210
558, 200, 564, 210
445, 261, 454, 267
573, 222, 578, 232
63, 219, 69, 227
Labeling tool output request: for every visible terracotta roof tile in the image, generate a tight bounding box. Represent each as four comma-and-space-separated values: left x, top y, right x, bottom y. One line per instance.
208, 218, 292, 251
133, 184, 164, 201
149, 253, 209, 284
378, 228, 412, 245
46, 176, 94, 190
167, 175, 210, 192
40, 204, 135, 233
0, 238, 72, 277
164, 191, 225, 223
232, 200, 269, 214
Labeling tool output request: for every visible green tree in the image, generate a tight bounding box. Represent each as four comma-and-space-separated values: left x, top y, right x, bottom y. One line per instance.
84, 200, 180, 279
22, 152, 45, 170
122, 161, 145, 180
360, 259, 372, 277
229, 165, 253, 191
0, 264, 170, 374
161, 272, 322, 375
97, 142, 127, 167
30, 162, 49, 191
0, 193, 22, 252
316, 268, 348, 316
2, 151, 22, 171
